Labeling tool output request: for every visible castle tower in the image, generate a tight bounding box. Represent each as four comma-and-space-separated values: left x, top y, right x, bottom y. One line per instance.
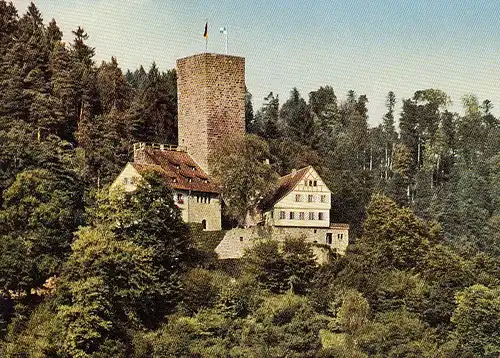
177, 53, 245, 174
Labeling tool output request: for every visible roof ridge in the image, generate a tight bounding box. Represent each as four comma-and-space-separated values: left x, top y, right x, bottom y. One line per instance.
279, 165, 310, 179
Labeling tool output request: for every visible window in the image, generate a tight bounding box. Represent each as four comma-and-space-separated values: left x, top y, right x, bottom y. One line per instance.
299, 212, 305, 220
318, 212, 325, 220
309, 212, 315, 220
320, 195, 326, 203
337, 233, 344, 240
295, 194, 301, 202
290, 212, 295, 220
202, 219, 207, 230
122, 177, 129, 185
309, 180, 313, 186
308, 194, 314, 202
326, 233, 333, 245
313, 180, 317, 186
304, 180, 308, 186
177, 193, 184, 204
279, 211, 286, 219
188, 178, 192, 183
196, 195, 200, 203
239, 236, 244, 242
314, 229, 317, 233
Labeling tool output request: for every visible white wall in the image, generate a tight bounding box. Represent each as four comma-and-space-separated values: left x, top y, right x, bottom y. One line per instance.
268, 167, 332, 227
111, 163, 142, 192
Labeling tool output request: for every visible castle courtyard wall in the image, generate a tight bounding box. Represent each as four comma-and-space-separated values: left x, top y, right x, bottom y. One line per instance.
215, 225, 349, 264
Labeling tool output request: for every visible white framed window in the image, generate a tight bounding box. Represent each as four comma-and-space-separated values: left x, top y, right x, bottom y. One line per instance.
326, 233, 333, 244
290, 212, 295, 220
279, 211, 286, 219
320, 195, 326, 203
318, 212, 324, 220
337, 233, 344, 240
309, 212, 315, 220
308, 194, 314, 202
313, 180, 317, 186
177, 193, 184, 204
295, 194, 301, 202
299, 212, 305, 220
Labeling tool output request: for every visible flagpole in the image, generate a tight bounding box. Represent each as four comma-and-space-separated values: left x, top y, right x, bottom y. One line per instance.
225, 26, 228, 55
205, 19, 208, 52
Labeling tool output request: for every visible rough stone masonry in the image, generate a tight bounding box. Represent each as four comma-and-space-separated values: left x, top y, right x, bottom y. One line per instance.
176, 53, 246, 175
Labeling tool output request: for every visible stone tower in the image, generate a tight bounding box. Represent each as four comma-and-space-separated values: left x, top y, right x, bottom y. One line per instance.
177, 53, 245, 174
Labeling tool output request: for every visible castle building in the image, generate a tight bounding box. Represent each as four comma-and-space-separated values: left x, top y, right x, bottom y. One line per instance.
260, 166, 332, 227
113, 51, 349, 258
112, 143, 222, 231
177, 53, 245, 175
215, 166, 350, 260
112, 53, 245, 231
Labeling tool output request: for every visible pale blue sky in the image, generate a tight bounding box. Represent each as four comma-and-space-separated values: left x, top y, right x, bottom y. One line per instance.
12, 0, 500, 126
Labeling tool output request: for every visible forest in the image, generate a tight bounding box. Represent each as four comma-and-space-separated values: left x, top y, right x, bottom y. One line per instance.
0, 2, 499, 357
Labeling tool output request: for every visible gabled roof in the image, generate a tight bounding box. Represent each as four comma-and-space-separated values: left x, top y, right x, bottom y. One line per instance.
260, 166, 311, 211
132, 148, 219, 194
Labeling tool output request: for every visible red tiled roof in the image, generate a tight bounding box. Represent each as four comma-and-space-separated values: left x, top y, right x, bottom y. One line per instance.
260, 166, 311, 211
132, 148, 219, 194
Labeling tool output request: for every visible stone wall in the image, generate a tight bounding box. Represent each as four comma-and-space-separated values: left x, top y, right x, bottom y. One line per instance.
173, 190, 221, 231
187, 194, 222, 231
215, 225, 349, 264
177, 53, 245, 174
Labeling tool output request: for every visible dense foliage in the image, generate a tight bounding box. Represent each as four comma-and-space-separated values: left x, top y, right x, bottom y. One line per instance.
0, 2, 498, 357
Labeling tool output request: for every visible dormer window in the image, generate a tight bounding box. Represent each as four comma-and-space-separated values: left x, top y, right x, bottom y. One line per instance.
203, 179, 209, 183
188, 178, 192, 183
175, 165, 180, 170
172, 178, 177, 183
188, 165, 196, 171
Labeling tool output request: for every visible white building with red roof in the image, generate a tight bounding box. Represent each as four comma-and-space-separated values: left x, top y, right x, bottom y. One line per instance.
259, 166, 331, 227
112, 143, 222, 231
215, 166, 350, 261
